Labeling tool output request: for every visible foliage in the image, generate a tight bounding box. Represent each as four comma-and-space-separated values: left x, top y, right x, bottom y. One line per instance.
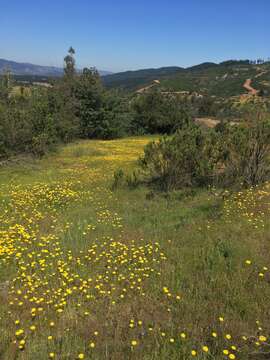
112, 168, 141, 190
0, 71, 12, 101
140, 111, 270, 191
0, 48, 134, 159
111, 168, 125, 190
73, 67, 103, 138
131, 90, 191, 134
0, 92, 58, 158
220, 112, 270, 187
75, 70, 131, 139
197, 95, 219, 117
63, 46, 76, 79
139, 122, 217, 190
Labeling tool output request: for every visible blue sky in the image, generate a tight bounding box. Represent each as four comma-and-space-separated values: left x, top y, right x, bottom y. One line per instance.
0, 0, 269, 72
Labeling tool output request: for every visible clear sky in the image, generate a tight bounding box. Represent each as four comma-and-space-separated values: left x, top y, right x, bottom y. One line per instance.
0, 0, 269, 72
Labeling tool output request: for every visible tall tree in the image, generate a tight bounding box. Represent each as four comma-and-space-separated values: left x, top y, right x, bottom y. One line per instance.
75, 67, 103, 138
0, 69, 12, 101
64, 47, 76, 79
51, 47, 80, 141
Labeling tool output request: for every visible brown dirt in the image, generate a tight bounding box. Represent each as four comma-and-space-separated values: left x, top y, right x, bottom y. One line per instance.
194, 118, 221, 128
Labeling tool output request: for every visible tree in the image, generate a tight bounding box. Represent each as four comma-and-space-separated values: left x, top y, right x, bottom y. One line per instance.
74, 67, 104, 138
75, 69, 130, 139
52, 47, 80, 141
0, 69, 12, 101
64, 47, 76, 79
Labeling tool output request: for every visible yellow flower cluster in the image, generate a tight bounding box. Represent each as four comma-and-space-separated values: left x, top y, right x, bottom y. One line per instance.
223, 183, 270, 228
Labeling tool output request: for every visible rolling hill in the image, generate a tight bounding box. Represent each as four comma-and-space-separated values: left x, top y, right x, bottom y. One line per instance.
102, 66, 184, 89
102, 61, 270, 97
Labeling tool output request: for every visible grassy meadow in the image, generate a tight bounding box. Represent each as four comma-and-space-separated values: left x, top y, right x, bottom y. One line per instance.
0, 136, 270, 360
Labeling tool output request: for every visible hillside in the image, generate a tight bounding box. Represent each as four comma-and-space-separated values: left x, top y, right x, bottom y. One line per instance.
102, 66, 184, 89
0, 58, 112, 77
103, 61, 270, 97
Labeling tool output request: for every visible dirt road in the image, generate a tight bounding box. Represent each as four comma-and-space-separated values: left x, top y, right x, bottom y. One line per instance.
136, 80, 160, 94
243, 79, 259, 95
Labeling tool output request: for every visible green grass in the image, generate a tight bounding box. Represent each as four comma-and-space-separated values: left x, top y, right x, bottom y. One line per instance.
0, 136, 270, 360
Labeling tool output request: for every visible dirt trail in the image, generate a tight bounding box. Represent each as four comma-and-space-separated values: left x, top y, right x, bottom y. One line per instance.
243, 78, 259, 95
255, 71, 268, 79
136, 80, 160, 94
195, 118, 221, 128
195, 118, 237, 129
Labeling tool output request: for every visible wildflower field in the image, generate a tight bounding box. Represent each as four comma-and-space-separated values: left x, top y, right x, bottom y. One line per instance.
0, 137, 270, 360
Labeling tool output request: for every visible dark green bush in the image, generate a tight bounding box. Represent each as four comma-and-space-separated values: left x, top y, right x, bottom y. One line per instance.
0, 89, 61, 158
131, 89, 191, 134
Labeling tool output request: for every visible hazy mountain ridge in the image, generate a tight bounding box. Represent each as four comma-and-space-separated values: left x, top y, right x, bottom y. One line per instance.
0, 58, 112, 77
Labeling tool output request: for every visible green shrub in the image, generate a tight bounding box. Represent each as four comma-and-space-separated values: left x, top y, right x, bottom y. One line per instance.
0, 91, 59, 158
126, 170, 141, 189
139, 113, 270, 191
221, 115, 270, 187
131, 89, 191, 134
30, 132, 56, 157
139, 122, 217, 191
111, 168, 125, 190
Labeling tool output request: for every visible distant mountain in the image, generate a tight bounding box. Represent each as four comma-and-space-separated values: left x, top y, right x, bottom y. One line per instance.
0, 59, 112, 77
0, 59, 63, 77
99, 70, 114, 76
186, 62, 218, 71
